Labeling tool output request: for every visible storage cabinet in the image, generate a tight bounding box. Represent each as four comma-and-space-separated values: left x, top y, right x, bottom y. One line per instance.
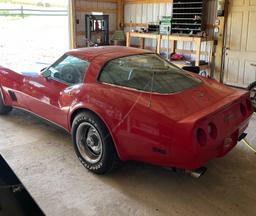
171, 0, 206, 35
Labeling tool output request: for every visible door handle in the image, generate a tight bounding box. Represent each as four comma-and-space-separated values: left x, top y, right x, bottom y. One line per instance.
251, 63, 256, 67
224, 47, 230, 56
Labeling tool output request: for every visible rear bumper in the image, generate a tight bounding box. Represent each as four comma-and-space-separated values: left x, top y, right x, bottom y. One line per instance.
171, 116, 251, 171
189, 119, 250, 170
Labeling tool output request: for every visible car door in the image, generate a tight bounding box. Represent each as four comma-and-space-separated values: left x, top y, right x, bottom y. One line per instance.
22, 54, 89, 129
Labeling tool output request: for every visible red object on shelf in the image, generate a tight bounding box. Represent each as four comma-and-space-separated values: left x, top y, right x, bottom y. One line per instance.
170, 53, 184, 60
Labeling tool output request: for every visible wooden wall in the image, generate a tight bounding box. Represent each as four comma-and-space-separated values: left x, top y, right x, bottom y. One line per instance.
74, 0, 118, 47
73, 0, 218, 62
124, 0, 217, 61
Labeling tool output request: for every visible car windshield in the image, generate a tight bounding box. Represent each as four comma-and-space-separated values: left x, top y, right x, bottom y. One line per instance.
98, 54, 201, 94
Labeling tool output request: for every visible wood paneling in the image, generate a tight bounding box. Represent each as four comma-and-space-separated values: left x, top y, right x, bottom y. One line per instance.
125, 0, 172, 4
76, 6, 117, 14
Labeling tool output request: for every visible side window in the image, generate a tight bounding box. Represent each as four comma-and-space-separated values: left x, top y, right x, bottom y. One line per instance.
49, 55, 89, 85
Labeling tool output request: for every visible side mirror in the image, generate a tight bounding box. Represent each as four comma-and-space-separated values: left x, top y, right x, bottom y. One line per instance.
42, 69, 51, 78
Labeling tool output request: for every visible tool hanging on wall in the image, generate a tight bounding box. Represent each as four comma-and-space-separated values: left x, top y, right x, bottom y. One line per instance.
85, 15, 109, 46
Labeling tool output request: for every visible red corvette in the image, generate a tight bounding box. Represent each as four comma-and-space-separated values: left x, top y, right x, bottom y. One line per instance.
0, 46, 253, 175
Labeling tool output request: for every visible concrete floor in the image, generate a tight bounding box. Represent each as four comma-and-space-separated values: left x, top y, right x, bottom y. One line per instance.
0, 109, 255, 216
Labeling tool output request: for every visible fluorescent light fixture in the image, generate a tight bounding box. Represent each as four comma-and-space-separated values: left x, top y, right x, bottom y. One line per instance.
92, 12, 103, 15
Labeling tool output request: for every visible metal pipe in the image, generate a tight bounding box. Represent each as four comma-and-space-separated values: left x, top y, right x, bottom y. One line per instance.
185, 167, 207, 178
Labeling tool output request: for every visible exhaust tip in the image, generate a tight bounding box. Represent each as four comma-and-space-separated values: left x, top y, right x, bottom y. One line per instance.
238, 133, 247, 141
186, 167, 207, 178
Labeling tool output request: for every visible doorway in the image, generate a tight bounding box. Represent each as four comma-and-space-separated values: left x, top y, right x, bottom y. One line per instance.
0, 0, 69, 72
223, 0, 256, 88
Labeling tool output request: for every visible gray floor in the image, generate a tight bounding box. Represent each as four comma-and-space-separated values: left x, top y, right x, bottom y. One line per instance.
0, 109, 255, 216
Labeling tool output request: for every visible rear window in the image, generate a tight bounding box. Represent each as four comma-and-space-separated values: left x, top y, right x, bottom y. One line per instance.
98, 54, 201, 94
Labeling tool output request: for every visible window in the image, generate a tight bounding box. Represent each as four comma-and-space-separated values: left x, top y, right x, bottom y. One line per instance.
48, 55, 89, 85
98, 54, 201, 94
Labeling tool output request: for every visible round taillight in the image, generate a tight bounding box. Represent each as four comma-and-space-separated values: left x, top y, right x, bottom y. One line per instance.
240, 103, 247, 116
196, 128, 207, 146
246, 99, 252, 112
208, 122, 217, 139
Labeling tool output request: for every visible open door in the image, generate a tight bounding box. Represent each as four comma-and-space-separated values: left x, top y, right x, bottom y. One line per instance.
224, 0, 256, 88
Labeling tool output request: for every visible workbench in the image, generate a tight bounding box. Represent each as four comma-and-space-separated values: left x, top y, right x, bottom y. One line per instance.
126, 32, 213, 67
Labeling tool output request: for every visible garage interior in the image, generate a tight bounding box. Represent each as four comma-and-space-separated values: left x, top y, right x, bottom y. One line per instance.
1, 0, 256, 215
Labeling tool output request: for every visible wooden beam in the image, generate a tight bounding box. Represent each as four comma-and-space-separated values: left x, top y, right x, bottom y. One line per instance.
117, 0, 124, 30
76, 7, 117, 14
126, 32, 131, 47
195, 37, 202, 66
125, 23, 214, 29
69, 0, 76, 48
139, 37, 145, 49
77, 0, 117, 3
220, 0, 229, 83
128, 45, 209, 56
124, 23, 147, 27
76, 30, 115, 36
98, 0, 117, 2
125, 0, 172, 4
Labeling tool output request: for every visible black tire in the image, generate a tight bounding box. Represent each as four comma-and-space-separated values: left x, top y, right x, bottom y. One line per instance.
71, 111, 119, 174
0, 90, 12, 115
248, 81, 256, 112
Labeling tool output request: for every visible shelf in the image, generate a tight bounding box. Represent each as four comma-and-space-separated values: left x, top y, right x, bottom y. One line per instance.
173, 2, 203, 4
126, 32, 214, 67
172, 28, 201, 31
172, 18, 198, 20
172, 23, 201, 26
173, 13, 202, 15
173, 7, 202, 10
172, 0, 205, 36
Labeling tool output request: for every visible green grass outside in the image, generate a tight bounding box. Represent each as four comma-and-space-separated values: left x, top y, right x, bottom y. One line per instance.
0, 0, 67, 8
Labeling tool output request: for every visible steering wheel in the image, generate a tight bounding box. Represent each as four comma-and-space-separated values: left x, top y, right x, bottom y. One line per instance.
60, 65, 82, 84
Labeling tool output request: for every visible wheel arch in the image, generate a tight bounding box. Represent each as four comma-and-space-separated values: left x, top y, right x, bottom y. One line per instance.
69, 106, 123, 160
248, 81, 256, 90
0, 85, 7, 105
0, 84, 13, 107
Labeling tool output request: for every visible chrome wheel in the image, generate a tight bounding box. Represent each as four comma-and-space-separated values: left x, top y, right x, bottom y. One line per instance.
76, 122, 103, 164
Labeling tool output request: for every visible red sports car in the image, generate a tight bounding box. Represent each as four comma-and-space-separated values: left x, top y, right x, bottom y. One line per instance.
0, 46, 253, 176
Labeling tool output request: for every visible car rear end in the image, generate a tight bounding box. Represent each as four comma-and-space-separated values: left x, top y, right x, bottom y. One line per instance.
175, 90, 253, 170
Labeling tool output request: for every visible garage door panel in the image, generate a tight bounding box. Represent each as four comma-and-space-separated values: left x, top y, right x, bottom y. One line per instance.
229, 12, 244, 51
246, 11, 256, 51
244, 60, 256, 84
225, 58, 240, 83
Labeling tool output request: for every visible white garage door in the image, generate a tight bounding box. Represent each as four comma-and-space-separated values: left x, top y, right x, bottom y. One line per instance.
224, 0, 256, 88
